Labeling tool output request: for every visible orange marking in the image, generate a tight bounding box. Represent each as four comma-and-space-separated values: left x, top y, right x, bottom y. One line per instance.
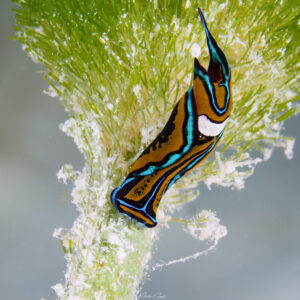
213, 83, 226, 109
151, 137, 219, 212
193, 76, 231, 122
129, 96, 186, 173
120, 204, 154, 226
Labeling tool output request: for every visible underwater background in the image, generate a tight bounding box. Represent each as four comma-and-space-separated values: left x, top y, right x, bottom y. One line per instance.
1, 1, 299, 299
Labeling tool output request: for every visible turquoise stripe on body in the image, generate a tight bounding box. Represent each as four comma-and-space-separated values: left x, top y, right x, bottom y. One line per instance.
138, 88, 195, 176
166, 130, 223, 189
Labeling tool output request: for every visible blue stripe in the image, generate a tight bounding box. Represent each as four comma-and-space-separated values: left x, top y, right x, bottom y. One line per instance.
111, 176, 135, 207
166, 130, 224, 189
197, 7, 230, 115
116, 175, 166, 225
194, 66, 230, 115
138, 88, 194, 176
112, 131, 223, 226
117, 199, 158, 225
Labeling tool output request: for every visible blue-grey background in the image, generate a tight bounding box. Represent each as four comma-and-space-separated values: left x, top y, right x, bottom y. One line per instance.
1, 2, 299, 299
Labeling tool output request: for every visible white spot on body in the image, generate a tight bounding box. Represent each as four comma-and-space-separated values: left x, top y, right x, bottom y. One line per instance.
198, 115, 228, 136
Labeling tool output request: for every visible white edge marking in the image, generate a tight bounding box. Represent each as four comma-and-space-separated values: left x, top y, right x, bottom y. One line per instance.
198, 115, 228, 137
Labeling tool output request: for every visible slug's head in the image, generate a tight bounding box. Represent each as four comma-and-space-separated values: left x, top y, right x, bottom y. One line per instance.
193, 8, 232, 138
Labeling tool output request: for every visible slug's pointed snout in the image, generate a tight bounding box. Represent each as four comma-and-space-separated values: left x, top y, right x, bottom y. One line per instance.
198, 7, 230, 84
